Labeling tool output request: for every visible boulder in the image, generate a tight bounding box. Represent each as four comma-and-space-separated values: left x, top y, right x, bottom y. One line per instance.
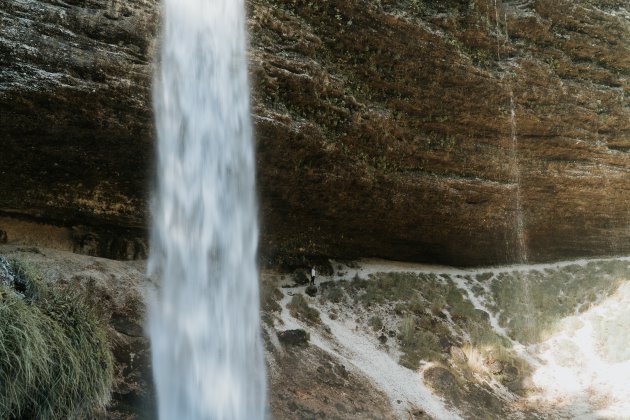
278, 329, 310, 347
305, 285, 318, 297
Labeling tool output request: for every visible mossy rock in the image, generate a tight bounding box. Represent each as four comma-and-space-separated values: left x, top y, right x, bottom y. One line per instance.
278, 329, 310, 347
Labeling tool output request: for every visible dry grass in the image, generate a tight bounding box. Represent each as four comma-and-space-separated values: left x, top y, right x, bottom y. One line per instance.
287, 294, 320, 324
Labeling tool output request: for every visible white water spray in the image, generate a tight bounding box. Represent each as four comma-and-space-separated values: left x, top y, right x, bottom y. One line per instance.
149, 0, 267, 418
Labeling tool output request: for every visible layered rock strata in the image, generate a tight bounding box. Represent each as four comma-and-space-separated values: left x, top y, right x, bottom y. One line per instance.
1, 0, 629, 265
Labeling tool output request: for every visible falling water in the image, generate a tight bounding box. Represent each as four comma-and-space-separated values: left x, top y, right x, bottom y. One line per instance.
493, 0, 501, 60
509, 92, 528, 263
148, 0, 267, 418
496, 4, 528, 264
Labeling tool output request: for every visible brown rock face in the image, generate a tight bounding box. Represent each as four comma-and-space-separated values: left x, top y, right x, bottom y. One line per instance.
0, 0, 158, 249
1, 0, 630, 266
250, 0, 630, 266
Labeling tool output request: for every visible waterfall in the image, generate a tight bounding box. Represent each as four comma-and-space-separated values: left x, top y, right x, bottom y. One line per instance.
148, 0, 267, 418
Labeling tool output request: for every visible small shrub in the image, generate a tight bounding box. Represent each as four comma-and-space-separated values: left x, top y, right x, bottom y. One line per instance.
398, 315, 445, 369
430, 298, 445, 316
368, 315, 383, 331
261, 283, 283, 314
292, 269, 310, 286
288, 294, 320, 324
349, 274, 368, 291
476, 272, 493, 282
329, 308, 338, 320
407, 298, 425, 315
399, 316, 416, 344
321, 282, 345, 303
0, 258, 113, 419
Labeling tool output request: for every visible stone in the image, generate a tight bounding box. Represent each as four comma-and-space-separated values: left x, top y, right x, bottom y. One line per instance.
305, 285, 318, 297
0, 0, 158, 244
110, 313, 144, 337
488, 360, 504, 375
250, 0, 630, 266
278, 329, 310, 347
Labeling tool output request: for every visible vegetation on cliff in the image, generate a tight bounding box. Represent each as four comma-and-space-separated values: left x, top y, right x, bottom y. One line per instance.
0, 258, 113, 419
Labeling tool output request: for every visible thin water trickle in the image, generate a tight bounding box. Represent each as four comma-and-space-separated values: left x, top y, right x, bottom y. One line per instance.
493, 0, 501, 60
510, 92, 528, 263
498, 6, 528, 264
148, 0, 267, 418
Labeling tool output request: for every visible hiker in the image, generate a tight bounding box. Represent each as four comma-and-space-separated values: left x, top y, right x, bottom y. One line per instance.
311, 267, 316, 285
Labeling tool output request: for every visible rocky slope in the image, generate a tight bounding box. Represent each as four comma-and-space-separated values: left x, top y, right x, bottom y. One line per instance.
1, 0, 630, 265
0, 246, 412, 419
4, 246, 629, 419
266, 256, 630, 418
0, 245, 155, 419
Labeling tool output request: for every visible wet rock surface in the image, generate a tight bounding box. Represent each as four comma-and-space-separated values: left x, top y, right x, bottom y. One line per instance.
2, 0, 630, 266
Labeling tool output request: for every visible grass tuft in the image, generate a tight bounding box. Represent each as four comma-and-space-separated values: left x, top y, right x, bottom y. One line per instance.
0, 258, 113, 419
287, 294, 320, 324
398, 315, 443, 369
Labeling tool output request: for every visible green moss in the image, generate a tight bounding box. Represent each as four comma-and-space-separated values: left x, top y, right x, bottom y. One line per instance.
0, 258, 113, 419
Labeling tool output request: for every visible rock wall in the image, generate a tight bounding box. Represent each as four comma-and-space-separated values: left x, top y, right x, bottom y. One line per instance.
0, 0, 157, 236
1, 0, 629, 266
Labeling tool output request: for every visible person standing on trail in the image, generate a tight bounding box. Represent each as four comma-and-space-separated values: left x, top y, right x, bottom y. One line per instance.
311, 267, 316, 286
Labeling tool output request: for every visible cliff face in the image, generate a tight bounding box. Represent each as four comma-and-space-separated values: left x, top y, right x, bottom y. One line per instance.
250, 0, 630, 265
0, 0, 158, 257
1, 0, 629, 265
